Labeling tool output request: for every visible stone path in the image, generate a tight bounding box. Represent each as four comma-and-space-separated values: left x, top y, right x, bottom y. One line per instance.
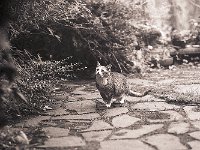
11, 67, 200, 149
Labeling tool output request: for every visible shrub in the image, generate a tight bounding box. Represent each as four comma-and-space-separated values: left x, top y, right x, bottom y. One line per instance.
8, 0, 159, 73
13, 50, 84, 115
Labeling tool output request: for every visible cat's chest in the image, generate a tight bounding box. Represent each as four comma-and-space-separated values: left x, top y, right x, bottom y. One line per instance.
96, 76, 113, 90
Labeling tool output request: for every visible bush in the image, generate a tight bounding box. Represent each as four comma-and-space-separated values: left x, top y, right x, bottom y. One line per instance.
8, 0, 160, 73
0, 48, 84, 121
12, 50, 84, 115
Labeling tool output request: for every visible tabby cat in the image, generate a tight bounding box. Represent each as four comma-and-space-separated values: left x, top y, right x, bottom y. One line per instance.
96, 62, 149, 107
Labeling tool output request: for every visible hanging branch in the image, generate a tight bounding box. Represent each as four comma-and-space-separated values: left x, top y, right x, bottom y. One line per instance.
188, 0, 200, 9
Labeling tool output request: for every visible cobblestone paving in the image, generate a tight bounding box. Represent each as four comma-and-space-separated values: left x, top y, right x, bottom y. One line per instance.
13, 68, 200, 149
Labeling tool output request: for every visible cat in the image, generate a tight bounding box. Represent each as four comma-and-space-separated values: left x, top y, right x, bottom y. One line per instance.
96, 62, 149, 107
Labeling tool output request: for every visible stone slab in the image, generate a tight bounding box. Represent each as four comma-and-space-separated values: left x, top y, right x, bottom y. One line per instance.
184, 106, 200, 120
112, 114, 141, 128
16, 116, 51, 127
110, 124, 163, 140
103, 107, 129, 118
189, 131, 200, 140
82, 130, 112, 142
52, 113, 100, 120
175, 84, 200, 95
39, 136, 86, 148
191, 120, 200, 129
148, 110, 184, 123
188, 141, 200, 150
99, 140, 154, 150
42, 127, 69, 138
82, 120, 113, 132
126, 95, 165, 103
132, 102, 180, 111
44, 107, 70, 116
74, 92, 102, 100
127, 78, 155, 86
143, 134, 187, 150
168, 122, 190, 134
64, 100, 97, 114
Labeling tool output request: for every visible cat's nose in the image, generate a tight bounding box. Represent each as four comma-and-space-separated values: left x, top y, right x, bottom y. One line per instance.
96, 71, 103, 77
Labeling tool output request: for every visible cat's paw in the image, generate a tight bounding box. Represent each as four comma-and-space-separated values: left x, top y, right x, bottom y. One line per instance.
119, 99, 125, 104
106, 103, 112, 108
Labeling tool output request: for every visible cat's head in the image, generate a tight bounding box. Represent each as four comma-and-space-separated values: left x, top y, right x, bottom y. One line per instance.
96, 62, 112, 77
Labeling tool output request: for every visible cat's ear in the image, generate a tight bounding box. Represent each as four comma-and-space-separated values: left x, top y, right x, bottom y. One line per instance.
97, 61, 101, 66
106, 64, 112, 70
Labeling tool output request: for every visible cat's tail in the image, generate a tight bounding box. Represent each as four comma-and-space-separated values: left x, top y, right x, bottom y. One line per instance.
128, 89, 150, 97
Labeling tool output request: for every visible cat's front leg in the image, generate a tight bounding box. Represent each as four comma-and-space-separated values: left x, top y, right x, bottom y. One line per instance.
105, 98, 116, 108
119, 95, 125, 104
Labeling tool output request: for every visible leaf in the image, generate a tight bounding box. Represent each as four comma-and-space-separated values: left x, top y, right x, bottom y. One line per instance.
15, 131, 29, 145
55, 35, 61, 42
47, 27, 54, 36
43, 105, 53, 111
